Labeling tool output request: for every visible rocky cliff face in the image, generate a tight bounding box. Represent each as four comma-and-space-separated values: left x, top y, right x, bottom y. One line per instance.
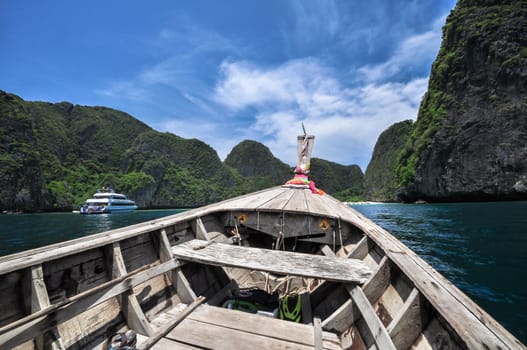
364, 120, 413, 201
396, 0, 527, 202
224, 140, 292, 185
224, 141, 365, 201
309, 158, 364, 199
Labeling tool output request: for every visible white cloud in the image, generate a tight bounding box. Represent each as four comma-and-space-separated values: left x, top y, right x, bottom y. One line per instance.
358, 17, 445, 83
212, 58, 428, 169
213, 59, 329, 110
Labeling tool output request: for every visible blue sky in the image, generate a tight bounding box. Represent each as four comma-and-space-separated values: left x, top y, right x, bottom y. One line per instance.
1, 0, 457, 171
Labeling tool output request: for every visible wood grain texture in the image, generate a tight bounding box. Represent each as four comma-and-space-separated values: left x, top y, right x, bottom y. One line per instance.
172, 240, 372, 284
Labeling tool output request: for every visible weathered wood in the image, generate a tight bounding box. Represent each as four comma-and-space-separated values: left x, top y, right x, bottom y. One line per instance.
167, 304, 341, 350
347, 236, 370, 260
321, 298, 354, 334
387, 288, 429, 350
110, 242, 154, 336
139, 296, 205, 350
303, 191, 338, 218
158, 230, 197, 304
172, 240, 372, 283
191, 217, 209, 241
27, 265, 65, 350
168, 318, 317, 350
314, 317, 323, 350
0, 259, 182, 349
411, 317, 460, 350
349, 286, 396, 350
362, 256, 390, 304
283, 187, 311, 213
218, 186, 286, 211
256, 188, 296, 211
0, 184, 523, 350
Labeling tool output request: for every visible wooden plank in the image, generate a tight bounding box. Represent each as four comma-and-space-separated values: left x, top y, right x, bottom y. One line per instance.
185, 304, 337, 348
213, 186, 287, 211
362, 256, 391, 304
347, 236, 369, 260
411, 317, 460, 350
166, 304, 342, 350
387, 288, 429, 350
27, 265, 65, 350
191, 217, 209, 241
110, 242, 154, 336
172, 240, 372, 284
282, 187, 311, 213
349, 286, 396, 350
167, 318, 316, 350
255, 189, 295, 211
139, 296, 205, 350
158, 229, 197, 304
303, 191, 338, 218
1, 185, 289, 274
0, 259, 182, 349
314, 317, 323, 350
321, 298, 354, 334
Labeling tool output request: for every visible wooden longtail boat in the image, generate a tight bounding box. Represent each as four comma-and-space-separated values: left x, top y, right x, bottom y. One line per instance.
0, 135, 525, 350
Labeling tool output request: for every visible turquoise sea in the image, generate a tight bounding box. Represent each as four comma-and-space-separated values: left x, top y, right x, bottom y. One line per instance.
0, 203, 525, 343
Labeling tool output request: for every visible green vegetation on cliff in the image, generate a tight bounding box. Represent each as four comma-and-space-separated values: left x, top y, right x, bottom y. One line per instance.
224, 140, 292, 188
364, 120, 413, 201
310, 158, 364, 201
0, 91, 365, 211
391, 0, 527, 202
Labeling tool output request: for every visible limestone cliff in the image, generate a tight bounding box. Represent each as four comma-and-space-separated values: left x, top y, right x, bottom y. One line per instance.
364, 120, 413, 201
224, 140, 291, 186
396, 0, 527, 202
309, 158, 364, 200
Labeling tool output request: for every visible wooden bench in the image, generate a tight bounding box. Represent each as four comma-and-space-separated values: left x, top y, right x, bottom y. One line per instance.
171, 240, 373, 284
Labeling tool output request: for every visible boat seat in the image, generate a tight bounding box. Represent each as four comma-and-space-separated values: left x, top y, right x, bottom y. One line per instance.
171, 239, 373, 284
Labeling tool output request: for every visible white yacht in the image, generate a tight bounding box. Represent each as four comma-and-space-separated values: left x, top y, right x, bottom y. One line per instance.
79, 187, 137, 214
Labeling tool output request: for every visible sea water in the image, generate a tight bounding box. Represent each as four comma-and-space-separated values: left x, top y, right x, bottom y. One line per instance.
0, 209, 185, 256
0, 203, 525, 343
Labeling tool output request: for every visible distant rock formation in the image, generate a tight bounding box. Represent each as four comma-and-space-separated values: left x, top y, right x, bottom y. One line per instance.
224, 140, 291, 185
364, 120, 413, 202
309, 158, 364, 199
391, 0, 527, 202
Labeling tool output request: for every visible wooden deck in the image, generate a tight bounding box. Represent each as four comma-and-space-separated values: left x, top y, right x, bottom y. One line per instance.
147, 304, 341, 350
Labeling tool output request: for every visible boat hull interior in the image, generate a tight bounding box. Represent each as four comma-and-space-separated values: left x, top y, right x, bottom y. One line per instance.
0, 186, 524, 350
